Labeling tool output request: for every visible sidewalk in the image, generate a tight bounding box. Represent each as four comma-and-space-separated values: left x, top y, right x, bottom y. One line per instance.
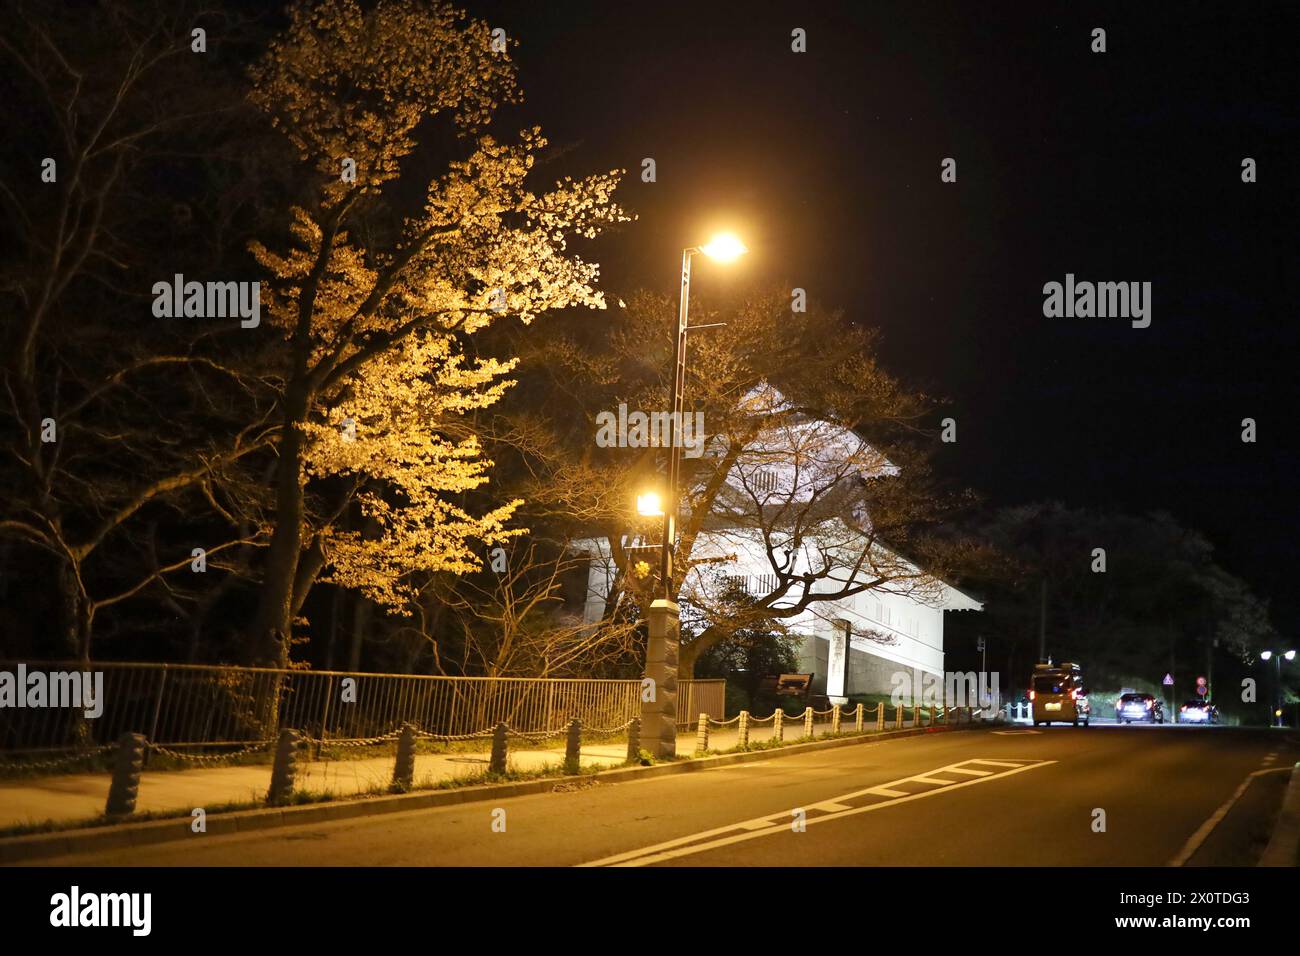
0, 715, 925, 832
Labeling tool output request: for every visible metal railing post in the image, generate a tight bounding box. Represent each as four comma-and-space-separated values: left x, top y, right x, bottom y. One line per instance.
146, 667, 167, 758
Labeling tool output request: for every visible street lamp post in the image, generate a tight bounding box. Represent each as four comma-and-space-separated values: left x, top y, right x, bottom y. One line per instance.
639, 233, 746, 759
1260, 649, 1296, 728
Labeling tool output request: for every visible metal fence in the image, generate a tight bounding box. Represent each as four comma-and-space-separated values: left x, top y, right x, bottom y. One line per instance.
0, 661, 725, 754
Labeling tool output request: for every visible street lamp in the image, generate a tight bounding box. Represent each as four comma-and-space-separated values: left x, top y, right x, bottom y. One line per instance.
658, 232, 746, 601
1260, 649, 1296, 728
640, 231, 747, 759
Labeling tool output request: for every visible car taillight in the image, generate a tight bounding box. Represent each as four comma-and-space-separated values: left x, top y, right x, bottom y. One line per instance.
1181, 705, 1187, 712
1028, 690, 1035, 701
1145, 700, 1153, 709
1070, 688, 1078, 699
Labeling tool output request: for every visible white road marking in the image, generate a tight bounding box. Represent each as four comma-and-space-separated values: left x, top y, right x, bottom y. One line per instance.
945, 767, 993, 776
1168, 765, 1294, 866
579, 759, 1056, 867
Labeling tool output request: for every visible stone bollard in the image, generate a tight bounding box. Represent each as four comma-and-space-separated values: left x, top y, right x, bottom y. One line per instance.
876, 704, 885, 731
895, 704, 903, 730
856, 703, 865, 732
105, 732, 147, 818
738, 710, 750, 748
392, 723, 417, 791
490, 721, 508, 774
267, 728, 302, 805
773, 708, 784, 742
695, 713, 709, 754
625, 716, 641, 764
564, 717, 582, 774
803, 706, 814, 738
832, 705, 842, 735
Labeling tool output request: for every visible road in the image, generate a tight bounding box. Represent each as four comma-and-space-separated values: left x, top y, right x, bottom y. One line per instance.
24, 725, 1297, 867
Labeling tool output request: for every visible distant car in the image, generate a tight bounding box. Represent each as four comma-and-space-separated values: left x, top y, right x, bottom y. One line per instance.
1117, 692, 1164, 724
1180, 699, 1219, 724
1030, 663, 1091, 727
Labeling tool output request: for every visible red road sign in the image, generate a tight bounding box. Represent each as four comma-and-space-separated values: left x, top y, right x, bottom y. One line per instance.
1196, 675, 1207, 687
1162, 673, 1174, 686
1197, 685, 1208, 696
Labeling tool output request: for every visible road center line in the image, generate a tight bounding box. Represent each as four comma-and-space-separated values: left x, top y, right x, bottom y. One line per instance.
579, 759, 1056, 867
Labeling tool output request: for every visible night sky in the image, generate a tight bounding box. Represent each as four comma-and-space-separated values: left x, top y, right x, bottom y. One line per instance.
468, 0, 1300, 629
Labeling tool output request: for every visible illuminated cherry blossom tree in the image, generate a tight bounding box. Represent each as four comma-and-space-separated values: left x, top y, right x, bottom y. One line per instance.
246, 0, 627, 663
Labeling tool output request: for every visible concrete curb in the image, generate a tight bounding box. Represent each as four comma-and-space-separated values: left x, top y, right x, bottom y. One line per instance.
0, 721, 979, 864
1259, 760, 1300, 867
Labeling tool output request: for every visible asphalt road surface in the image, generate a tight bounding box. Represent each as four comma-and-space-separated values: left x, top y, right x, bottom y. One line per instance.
26, 725, 1298, 867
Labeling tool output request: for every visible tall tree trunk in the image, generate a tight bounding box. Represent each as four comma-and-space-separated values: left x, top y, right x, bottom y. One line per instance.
56, 559, 91, 664
251, 389, 309, 666
348, 593, 373, 672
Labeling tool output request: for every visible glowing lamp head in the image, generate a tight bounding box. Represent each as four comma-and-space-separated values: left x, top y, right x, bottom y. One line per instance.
1285, 650, 1297, 661
1261, 650, 1273, 661
699, 232, 748, 262
636, 492, 664, 517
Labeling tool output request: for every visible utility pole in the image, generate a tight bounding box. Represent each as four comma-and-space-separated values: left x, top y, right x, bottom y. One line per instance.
1038, 578, 1047, 663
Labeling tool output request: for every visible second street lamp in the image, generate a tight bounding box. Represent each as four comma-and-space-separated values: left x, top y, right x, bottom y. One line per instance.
1260, 649, 1296, 727
640, 231, 747, 760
